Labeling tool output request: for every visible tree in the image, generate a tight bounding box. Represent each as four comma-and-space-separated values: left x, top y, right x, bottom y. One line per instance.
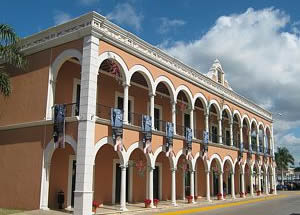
0, 24, 26, 96
275, 147, 295, 184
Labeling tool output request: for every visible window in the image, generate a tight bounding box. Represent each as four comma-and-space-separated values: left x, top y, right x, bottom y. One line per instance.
72, 78, 81, 116
225, 130, 230, 146
154, 107, 160, 130
217, 69, 222, 84
211, 125, 218, 143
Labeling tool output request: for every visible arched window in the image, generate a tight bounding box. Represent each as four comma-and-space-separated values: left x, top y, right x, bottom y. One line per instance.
217, 69, 222, 84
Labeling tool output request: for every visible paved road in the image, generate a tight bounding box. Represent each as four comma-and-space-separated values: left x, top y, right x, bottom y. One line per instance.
157, 192, 300, 215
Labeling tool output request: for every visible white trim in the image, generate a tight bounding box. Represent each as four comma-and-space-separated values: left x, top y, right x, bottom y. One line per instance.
67, 155, 76, 209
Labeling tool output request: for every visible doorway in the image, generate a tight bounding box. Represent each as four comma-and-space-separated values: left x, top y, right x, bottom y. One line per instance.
153, 165, 159, 199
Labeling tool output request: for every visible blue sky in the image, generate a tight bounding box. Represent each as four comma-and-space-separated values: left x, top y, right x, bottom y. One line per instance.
2, 0, 300, 165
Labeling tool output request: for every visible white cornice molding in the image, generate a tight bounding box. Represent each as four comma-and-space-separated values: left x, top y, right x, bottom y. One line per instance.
20, 11, 272, 122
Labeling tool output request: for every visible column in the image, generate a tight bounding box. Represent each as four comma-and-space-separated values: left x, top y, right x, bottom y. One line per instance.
171, 101, 176, 134
148, 166, 154, 207
263, 134, 266, 153
229, 122, 233, 146
250, 173, 254, 196
231, 172, 236, 199
273, 168, 277, 194
171, 168, 177, 206
239, 126, 243, 147
218, 119, 223, 144
219, 172, 224, 199
74, 35, 98, 215
264, 173, 268, 195
241, 172, 245, 197
195, 169, 198, 197
40, 163, 50, 210
205, 113, 209, 133
190, 108, 194, 138
256, 133, 259, 152
258, 171, 262, 193
120, 165, 128, 211
206, 171, 211, 201
150, 94, 155, 129
123, 84, 129, 124
248, 130, 252, 150
190, 170, 195, 203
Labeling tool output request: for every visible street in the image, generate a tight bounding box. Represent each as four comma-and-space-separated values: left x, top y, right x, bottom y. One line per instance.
157, 192, 300, 215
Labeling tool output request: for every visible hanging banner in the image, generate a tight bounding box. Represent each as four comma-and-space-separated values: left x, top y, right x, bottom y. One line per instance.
202, 131, 209, 157
111, 108, 124, 152
53, 104, 66, 149
165, 122, 174, 157
185, 127, 193, 160
142, 115, 152, 154
238, 142, 244, 161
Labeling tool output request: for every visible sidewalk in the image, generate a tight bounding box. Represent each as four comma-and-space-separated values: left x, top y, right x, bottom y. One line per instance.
10, 194, 277, 215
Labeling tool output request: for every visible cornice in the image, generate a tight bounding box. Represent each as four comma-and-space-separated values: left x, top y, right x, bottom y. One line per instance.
20, 11, 272, 122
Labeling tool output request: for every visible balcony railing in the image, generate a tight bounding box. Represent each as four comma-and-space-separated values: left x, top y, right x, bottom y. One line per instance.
96, 104, 112, 120
128, 112, 143, 127
194, 129, 204, 140
176, 125, 186, 136
224, 136, 231, 146
52, 103, 79, 118
154, 119, 167, 132
209, 132, 218, 143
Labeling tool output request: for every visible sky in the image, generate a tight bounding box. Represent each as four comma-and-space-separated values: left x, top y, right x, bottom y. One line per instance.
2, 0, 300, 166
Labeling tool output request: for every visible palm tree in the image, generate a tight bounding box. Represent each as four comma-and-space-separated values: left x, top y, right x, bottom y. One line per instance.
275, 147, 294, 184
0, 24, 26, 96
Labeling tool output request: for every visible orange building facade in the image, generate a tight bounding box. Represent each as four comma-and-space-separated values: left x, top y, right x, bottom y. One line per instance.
0, 12, 276, 214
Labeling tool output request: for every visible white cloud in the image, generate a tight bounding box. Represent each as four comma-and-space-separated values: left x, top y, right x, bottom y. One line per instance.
106, 3, 143, 32
79, 0, 99, 5
161, 8, 300, 132
53, 11, 72, 25
158, 17, 186, 34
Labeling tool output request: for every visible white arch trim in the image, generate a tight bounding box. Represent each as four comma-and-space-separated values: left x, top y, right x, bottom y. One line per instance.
174, 149, 193, 170
233, 110, 242, 125
222, 155, 235, 172
258, 122, 265, 131
250, 118, 258, 130
192, 92, 208, 114
175, 85, 194, 109
153, 76, 176, 102
221, 105, 233, 123
127, 65, 155, 94
208, 99, 221, 119
98, 51, 129, 84
46, 49, 82, 119
241, 114, 251, 128
153, 146, 176, 169
193, 152, 209, 171
125, 142, 155, 168
208, 153, 223, 172
93, 136, 126, 165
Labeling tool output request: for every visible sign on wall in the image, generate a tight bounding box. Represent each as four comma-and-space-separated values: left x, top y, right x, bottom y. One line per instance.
111, 108, 123, 151
53, 104, 66, 149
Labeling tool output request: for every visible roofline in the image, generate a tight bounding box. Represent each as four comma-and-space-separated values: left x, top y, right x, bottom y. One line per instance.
20, 11, 273, 122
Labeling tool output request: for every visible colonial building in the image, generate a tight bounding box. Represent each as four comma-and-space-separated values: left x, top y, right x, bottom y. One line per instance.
0, 12, 276, 214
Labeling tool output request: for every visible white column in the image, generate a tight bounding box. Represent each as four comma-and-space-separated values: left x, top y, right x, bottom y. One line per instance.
74, 35, 98, 215
171, 168, 177, 206
231, 172, 235, 199
171, 101, 176, 134
148, 166, 154, 207
250, 173, 254, 196
256, 133, 259, 152
273, 167, 277, 194
190, 170, 195, 203
271, 125, 275, 157
218, 119, 223, 144
264, 173, 268, 195
248, 130, 252, 150
239, 126, 243, 147
229, 122, 233, 146
190, 108, 194, 138
258, 171, 262, 193
219, 172, 224, 199
205, 114, 209, 133
206, 171, 211, 201
40, 163, 50, 210
120, 165, 128, 211
241, 172, 245, 197
123, 84, 129, 124
150, 94, 155, 129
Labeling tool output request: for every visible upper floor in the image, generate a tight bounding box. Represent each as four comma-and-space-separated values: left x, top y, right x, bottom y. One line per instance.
0, 11, 274, 156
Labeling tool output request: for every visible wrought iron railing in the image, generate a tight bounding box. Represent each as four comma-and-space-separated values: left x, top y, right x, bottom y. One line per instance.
52, 103, 79, 118
128, 112, 143, 127
194, 129, 204, 140
154, 119, 167, 132
176, 125, 186, 136
209, 132, 218, 143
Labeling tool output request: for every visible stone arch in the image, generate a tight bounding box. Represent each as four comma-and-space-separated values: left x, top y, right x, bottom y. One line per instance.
127, 65, 155, 94
98, 51, 129, 84
193, 152, 209, 172
174, 149, 193, 169
192, 92, 208, 114
242, 114, 251, 128
208, 99, 221, 119
233, 110, 242, 127
153, 146, 175, 169
222, 156, 235, 172
93, 136, 126, 165
153, 76, 176, 102
46, 49, 82, 119
126, 142, 155, 168
175, 85, 194, 109
250, 118, 258, 132
208, 153, 223, 172
221, 105, 233, 123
